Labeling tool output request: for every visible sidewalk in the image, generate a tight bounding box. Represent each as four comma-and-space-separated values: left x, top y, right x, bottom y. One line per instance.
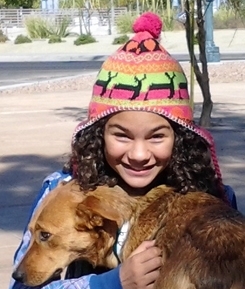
0, 29, 244, 62
1, 81, 245, 288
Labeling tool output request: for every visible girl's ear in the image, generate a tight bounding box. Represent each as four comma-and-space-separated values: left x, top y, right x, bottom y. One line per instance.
76, 195, 124, 229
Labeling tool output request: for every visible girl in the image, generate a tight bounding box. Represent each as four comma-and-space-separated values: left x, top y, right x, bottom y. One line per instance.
10, 12, 237, 289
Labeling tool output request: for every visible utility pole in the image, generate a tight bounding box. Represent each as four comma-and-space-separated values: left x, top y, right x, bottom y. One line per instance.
205, 0, 220, 62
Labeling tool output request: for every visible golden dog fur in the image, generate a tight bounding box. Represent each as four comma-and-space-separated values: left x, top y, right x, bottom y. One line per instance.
13, 180, 245, 288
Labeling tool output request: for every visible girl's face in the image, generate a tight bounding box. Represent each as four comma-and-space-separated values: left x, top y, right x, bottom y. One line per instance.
104, 111, 175, 191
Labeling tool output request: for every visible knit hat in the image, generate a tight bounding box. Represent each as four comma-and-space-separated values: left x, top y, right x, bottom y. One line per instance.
72, 12, 225, 200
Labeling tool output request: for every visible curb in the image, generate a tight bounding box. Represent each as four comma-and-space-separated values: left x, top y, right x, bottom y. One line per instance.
0, 54, 111, 63
1, 53, 245, 63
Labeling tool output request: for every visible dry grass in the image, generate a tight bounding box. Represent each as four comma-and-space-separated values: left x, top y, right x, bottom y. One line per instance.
213, 7, 245, 29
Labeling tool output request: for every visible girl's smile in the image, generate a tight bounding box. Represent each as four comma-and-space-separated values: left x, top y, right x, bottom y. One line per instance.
122, 163, 155, 176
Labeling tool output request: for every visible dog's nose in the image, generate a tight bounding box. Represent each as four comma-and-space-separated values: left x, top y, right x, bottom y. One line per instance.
12, 270, 25, 283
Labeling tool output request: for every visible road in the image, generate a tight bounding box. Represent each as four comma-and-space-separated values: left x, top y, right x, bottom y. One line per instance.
1, 53, 245, 87
0, 61, 104, 87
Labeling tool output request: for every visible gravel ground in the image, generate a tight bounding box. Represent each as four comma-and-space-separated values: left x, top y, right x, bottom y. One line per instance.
1, 61, 245, 95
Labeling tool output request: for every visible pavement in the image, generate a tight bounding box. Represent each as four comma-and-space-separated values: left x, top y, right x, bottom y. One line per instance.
0, 29, 245, 288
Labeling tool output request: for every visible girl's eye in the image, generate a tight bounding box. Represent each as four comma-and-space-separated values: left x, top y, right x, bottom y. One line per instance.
114, 133, 129, 139
152, 134, 165, 139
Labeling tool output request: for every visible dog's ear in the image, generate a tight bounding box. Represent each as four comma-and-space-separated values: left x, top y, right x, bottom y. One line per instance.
76, 195, 123, 230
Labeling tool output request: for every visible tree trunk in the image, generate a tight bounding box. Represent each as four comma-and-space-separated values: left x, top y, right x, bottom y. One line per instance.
196, 0, 213, 127
184, 0, 213, 127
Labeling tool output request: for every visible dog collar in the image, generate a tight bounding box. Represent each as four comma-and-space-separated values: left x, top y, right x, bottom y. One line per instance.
113, 222, 130, 263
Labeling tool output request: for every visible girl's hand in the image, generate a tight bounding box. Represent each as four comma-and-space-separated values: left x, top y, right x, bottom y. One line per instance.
119, 240, 162, 289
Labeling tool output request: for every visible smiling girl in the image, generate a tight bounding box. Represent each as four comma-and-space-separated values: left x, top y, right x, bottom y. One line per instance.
10, 11, 237, 289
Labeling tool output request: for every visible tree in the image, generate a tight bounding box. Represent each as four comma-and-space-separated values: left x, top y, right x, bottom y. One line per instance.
0, 0, 6, 7
183, 0, 245, 127
184, 0, 213, 127
4, 0, 34, 7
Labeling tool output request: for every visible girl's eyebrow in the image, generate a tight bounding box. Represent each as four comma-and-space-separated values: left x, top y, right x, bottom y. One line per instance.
150, 125, 171, 132
107, 124, 130, 133
107, 124, 171, 133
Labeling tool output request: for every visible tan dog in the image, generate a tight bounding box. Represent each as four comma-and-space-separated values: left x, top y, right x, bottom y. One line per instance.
13, 180, 245, 288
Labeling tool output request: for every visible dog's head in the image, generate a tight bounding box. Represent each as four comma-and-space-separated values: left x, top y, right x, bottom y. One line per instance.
12, 180, 133, 286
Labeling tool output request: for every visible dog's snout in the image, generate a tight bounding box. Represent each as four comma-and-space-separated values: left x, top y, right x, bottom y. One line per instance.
12, 269, 26, 283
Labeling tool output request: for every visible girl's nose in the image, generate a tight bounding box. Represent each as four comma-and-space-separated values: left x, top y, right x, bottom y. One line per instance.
127, 141, 151, 164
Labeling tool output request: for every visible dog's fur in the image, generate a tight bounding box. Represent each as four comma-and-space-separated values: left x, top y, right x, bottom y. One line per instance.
13, 180, 245, 288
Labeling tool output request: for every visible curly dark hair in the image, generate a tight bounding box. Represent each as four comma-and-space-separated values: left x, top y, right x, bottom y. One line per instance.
63, 117, 223, 199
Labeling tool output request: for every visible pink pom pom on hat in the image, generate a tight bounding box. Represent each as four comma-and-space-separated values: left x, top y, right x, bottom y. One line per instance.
72, 12, 228, 203
133, 12, 163, 39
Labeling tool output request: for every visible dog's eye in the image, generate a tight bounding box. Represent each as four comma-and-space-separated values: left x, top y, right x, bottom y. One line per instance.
40, 231, 51, 241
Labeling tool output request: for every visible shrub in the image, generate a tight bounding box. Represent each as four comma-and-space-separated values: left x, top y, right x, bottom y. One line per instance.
116, 13, 137, 34
14, 34, 32, 44
160, 11, 184, 31
112, 34, 129, 45
0, 29, 8, 43
25, 16, 51, 39
56, 17, 73, 37
48, 35, 62, 43
213, 7, 245, 29
25, 16, 72, 39
74, 34, 96, 45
